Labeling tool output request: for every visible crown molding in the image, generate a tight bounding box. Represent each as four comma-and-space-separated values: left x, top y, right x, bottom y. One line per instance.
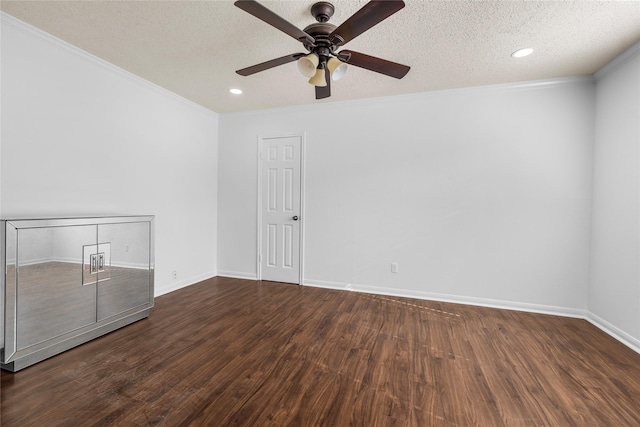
222, 75, 594, 119
595, 39, 640, 80
1, 12, 219, 120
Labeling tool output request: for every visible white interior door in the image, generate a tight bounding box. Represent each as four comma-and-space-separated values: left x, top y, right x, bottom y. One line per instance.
260, 135, 302, 283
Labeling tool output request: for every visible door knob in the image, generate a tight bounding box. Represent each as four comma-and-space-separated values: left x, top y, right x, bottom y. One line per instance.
292, 216, 299, 221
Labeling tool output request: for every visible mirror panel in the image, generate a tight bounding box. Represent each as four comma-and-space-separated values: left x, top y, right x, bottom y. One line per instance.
16, 225, 97, 350
97, 222, 151, 321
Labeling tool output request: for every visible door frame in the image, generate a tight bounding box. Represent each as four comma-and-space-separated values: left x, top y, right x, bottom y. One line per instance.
256, 132, 306, 284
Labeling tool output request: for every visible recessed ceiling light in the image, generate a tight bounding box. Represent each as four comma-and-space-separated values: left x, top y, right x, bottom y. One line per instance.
229, 88, 243, 95
512, 48, 534, 58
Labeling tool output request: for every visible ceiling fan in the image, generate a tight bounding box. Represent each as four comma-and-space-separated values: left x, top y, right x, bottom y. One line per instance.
234, 0, 411, 100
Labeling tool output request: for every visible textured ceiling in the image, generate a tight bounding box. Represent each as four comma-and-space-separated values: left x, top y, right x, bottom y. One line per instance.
2, 1, 640, 114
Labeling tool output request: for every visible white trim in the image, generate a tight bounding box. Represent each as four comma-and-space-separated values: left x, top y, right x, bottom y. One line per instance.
1, 12, 218, 119
354, 284, 587, 318
304, 279, 586, 319
256, 135, 263, 281
235, 275, 639, 353
110, 262, 149, 270
594, 39, 640, 81
586, 312, 640, 355
256, 132, 306, 284
217, 270, 258, 281
299, 133, 307, 286
154, 272, 216, 297
303, 279, 353, 292
221, 76, 594, 118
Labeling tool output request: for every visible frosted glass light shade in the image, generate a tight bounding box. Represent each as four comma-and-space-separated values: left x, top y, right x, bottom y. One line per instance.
308, 68, 327, 87
298, 54, 319, 78
327, 57, 347, 81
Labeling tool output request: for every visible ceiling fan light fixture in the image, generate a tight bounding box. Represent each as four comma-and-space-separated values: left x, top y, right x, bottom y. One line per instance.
327, 57, 347, 81
308, 67, 327, 87
297, 53, 320, 77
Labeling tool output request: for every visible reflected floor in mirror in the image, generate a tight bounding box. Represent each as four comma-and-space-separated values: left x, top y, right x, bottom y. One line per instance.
10, 261, 150, 350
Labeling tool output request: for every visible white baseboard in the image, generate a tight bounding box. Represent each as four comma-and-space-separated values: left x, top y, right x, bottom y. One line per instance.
189, 273, 638, 355
303, 280, 586, 319
302, 279, 353, 291
217, 270, 258, 280
586, 312, 640, 355
305, 279, 640, 354
155, 272, 217, 297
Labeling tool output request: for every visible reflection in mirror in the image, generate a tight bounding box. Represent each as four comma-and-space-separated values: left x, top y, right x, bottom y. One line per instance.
97, 222, 151, 321
16, 225, 97, 351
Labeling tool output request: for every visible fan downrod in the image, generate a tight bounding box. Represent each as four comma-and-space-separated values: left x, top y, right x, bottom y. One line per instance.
311, 2, 335, 23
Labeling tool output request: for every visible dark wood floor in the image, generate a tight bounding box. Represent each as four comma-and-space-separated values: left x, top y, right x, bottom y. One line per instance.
2, 277, 640, 426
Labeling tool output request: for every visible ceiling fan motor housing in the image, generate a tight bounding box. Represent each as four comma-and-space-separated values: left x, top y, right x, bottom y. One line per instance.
305, 2, 341, 65
302, 22, 338, 58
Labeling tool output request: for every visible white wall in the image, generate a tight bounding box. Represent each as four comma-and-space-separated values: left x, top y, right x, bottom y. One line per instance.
2, 10, 638, 355
219, 78, 595, 315
1, 14, 219, 296
588, 43, 640, 349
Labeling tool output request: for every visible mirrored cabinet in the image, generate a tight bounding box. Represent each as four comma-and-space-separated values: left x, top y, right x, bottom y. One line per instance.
1, 216, 154, 371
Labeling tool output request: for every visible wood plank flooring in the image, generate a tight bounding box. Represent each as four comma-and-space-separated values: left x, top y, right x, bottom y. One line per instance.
2, 277, 640, 426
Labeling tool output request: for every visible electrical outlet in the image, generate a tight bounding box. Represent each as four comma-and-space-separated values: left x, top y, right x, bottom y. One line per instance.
172, 270, 177, 280
391, 262, 398, 273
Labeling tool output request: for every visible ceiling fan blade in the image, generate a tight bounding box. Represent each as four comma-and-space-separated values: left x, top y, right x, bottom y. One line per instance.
329, 1, 405, 46
337, 50, 410, 79
234, 0, 314, 45
237, 53, 305, 76
315, 67, 331, 99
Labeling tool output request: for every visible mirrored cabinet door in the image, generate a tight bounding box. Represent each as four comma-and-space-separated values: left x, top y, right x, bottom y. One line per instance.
97, 222, 151, 321
16, 225, 97, 351
2, 216, 154, 371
